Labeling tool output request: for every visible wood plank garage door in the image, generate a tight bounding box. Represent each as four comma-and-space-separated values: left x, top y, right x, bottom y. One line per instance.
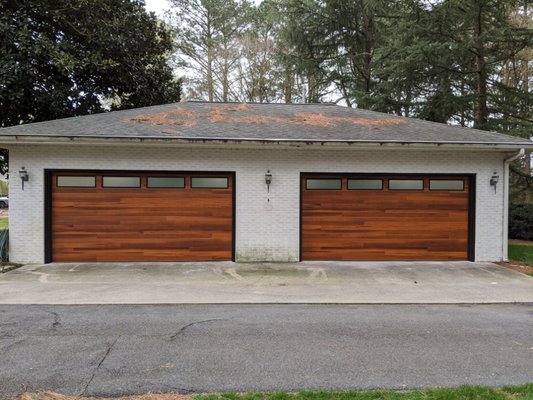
301, 174, 473, 261
48, 171, 234, 262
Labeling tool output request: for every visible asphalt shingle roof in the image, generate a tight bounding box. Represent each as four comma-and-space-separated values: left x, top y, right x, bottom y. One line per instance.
0, 101, 530, 146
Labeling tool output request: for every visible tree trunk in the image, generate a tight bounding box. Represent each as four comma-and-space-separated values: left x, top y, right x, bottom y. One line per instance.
284, 71, 293, 103
222, 62, 229, 102
206, 11, 214, 102
207, 49, 214, 101
363, 13, 374, 94
474, 3, 488, 128
475, 53, 489, 127
460, 80, 467, 127
222, 41, 229, 102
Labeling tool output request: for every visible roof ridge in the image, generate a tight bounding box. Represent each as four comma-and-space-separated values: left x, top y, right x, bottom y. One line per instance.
186, 100, 338, 106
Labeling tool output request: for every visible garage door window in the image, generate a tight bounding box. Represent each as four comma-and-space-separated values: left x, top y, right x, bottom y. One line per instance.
191, 177, 228, 188
348, 179, 383, 190
56, 176, 96, 187
389, 179, 424, 190
306, 179, 342, 190
430, 179, 464, 191
102, 176, 141, 188
147, 176, 185, 188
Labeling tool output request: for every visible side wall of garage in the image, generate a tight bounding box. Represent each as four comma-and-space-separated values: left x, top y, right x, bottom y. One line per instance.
7, 143, 506, 263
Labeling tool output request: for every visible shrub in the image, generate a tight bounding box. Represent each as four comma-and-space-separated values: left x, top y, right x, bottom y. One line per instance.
509, 204, 533, 240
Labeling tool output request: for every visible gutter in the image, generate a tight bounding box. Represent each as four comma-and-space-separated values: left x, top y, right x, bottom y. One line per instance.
0, 135, 532, 150
502, 148, 525, 261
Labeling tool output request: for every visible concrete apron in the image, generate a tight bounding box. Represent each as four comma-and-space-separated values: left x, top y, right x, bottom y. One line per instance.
0, 261, 532, 304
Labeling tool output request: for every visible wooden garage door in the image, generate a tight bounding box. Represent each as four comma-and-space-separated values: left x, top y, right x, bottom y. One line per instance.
301, 174, 472, 261
49, 172, 234, 262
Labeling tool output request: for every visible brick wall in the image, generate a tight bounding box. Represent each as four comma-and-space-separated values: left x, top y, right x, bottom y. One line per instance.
7, 143, 506, 263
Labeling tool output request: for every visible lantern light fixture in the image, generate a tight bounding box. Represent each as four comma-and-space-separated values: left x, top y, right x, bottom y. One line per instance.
19, 167, 29, 190
490, 173, 499, 193
265, 170, 272, 193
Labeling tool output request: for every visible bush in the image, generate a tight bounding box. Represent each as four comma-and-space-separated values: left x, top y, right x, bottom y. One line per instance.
509, 204, 533, 240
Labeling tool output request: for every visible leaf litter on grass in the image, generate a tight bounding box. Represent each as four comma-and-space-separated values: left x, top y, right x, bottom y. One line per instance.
17, 385, 533, 400
18, 392, 192, 400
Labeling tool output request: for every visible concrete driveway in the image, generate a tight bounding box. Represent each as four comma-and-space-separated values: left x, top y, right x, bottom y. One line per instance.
1, 261, 532, 304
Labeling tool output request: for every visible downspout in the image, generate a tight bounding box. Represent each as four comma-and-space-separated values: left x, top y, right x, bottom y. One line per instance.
502, 148, 525, 261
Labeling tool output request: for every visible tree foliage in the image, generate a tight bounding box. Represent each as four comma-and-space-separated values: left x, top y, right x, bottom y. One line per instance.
0, 0, 181, 128
509, 203, 533, 240
168, 0, 251, 101
169, 0, 531, 129
279, 0, 532, 129
168, 0, 309, 103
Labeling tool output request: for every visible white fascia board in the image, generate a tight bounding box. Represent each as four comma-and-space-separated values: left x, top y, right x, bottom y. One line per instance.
0, 135, 531, 152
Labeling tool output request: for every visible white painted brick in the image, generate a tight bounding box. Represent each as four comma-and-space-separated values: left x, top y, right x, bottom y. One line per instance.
7, 143, 506, 263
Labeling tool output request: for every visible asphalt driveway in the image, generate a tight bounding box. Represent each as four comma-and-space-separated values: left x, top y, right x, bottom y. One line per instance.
1, 261, 532, 304
1, 304, 532, 398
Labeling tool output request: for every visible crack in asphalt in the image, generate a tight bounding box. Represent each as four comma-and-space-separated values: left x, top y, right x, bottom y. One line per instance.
1, 338, 26, 352
0, 334, 15, 339
49, 311, 61, 331
81, 334, 121, 396
169, 319, 224, 341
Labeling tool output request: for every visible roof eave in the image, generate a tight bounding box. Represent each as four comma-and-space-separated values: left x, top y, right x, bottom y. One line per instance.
0, 135, 531, 150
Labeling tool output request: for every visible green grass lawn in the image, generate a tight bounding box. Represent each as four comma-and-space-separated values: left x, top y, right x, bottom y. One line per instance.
197, 385, 533, 400
509, 239, 533, 265
0, 218, 7, 231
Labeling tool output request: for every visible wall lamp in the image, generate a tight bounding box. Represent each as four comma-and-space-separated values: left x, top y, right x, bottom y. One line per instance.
490, 172, 499, 194
19, 167, 29, 190
265, 170, 272, 193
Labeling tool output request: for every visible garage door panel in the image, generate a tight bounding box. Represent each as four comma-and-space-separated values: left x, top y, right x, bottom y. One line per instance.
52, 230, 232, 241
50, 172, 234, 262
53, 250, 232, 263
302, 235, 468, 260
52, 209, 233, 220
54, 237, 231, 249
303, 250, 468, 261
303, 192, 469, 206
302, 236, 468, 247
304, 212, 467, 225
52, 215, 233, 229
304, 218, 468, 230
301, 250, 469, 261
302, 174, 471, 261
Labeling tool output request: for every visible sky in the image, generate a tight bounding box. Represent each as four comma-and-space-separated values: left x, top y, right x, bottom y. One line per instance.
144, 0, 262, 15
144, 0, 171, 16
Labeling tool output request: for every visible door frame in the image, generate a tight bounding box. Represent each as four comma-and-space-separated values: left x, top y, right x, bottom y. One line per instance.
44, 169, 236, 263
299, 172, 476, 262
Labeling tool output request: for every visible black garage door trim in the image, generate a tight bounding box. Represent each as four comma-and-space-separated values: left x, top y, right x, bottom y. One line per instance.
44, 169, 236, 263
299, 172, 476, 262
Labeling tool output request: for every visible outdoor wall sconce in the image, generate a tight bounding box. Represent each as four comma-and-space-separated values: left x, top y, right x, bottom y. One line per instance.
265, 170, 272, 193
490, 173, 499, 193
19, 167, 29, 191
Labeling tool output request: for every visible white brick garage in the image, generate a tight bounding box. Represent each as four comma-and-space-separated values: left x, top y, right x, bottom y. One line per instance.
5, 143, 510, 263
1, 101, 531, 264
